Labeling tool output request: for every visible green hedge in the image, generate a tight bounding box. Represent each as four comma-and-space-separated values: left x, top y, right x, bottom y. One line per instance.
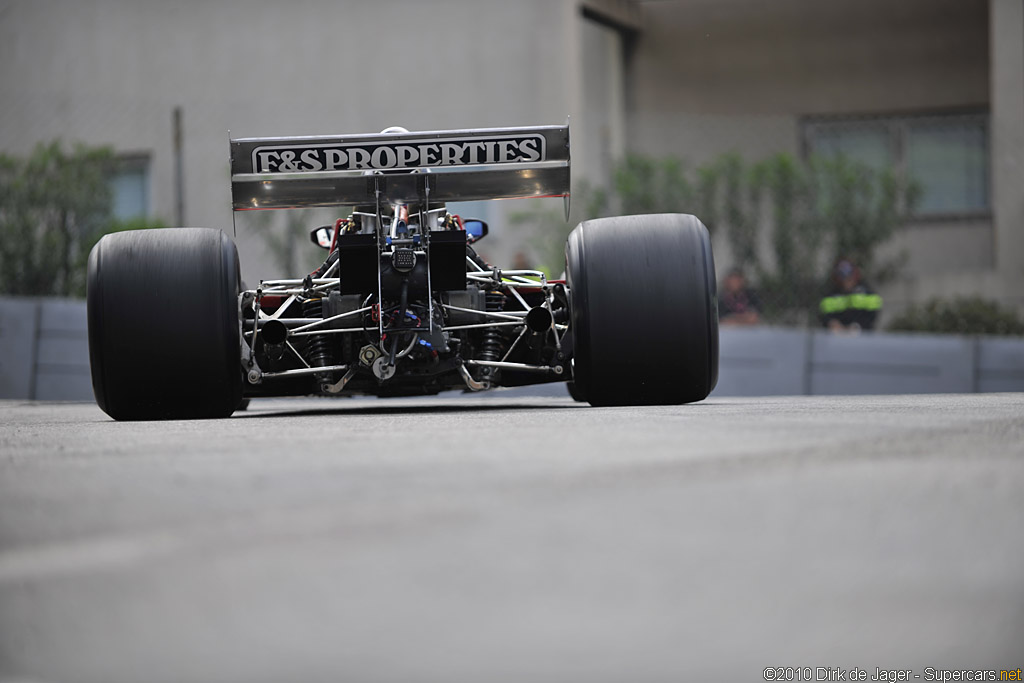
888, 297, 1024, 336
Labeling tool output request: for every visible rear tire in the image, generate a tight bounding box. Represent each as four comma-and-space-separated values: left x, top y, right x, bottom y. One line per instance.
87, 228, 243, 420
565, 214, 718, 406
566, 380, 587, 402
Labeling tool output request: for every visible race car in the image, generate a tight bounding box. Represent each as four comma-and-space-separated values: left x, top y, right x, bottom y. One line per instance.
86, 125, 718, 420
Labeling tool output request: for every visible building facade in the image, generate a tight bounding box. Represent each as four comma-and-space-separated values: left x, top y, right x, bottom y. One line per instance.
623, 0, 1024, 319
2, 0, 1022, 320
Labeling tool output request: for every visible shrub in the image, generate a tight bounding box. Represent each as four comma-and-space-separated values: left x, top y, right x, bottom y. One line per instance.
888, 297, 1024, 336
0, 141, 115, 297
509, 151, 917, 324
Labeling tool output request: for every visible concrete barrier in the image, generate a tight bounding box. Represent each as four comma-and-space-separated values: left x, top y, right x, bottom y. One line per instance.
0, 298, 38, 399
809, 331, 975, 395
2, 297, 1023, 401
713, 326, 807, 396
977, 337, 1024, 392
0, 298, 93, 401
35, 299, 92, 401
710, 327, 1024, 397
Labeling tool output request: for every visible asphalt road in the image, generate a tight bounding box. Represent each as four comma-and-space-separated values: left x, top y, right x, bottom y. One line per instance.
1, 392, 1022, 683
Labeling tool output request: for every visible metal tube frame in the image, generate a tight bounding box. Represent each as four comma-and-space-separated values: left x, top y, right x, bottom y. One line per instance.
237, 205, 572, 387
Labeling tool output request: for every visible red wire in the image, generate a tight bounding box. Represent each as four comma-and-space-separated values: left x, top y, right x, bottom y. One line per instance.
309, 218, 347, 278
329, 217, 344, 253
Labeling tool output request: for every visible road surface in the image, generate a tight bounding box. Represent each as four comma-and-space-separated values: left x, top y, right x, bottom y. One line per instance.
1, 392, 1022, 682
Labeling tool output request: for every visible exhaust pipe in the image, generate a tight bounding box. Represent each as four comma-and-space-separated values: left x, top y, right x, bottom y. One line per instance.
525, 306, 553, 334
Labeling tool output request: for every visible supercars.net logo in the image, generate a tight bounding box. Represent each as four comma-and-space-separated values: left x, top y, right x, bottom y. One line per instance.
252, 135, 546, 174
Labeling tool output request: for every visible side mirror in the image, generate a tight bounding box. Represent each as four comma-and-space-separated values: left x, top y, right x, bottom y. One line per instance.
463, 218, 488, 243
310, 225, 335, 249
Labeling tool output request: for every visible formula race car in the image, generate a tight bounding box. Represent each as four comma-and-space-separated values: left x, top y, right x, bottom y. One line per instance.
87, 125, 718, 420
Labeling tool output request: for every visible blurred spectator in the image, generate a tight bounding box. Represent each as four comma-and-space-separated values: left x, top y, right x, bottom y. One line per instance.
819, 258, 882, 333
718, 268, 762, 326
512, 251, 532, 270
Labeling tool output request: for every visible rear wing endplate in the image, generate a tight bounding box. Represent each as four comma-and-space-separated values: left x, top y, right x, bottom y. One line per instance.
230, 125, 569, 210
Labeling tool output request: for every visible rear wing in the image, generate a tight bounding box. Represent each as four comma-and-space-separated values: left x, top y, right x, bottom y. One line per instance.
230, 125, 569, 210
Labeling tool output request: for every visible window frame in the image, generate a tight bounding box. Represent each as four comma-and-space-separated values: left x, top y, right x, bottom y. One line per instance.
800, 109, 991, 223
109, 153, 152, 222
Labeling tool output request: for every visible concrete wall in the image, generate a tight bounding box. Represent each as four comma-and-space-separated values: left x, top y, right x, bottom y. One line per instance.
627, 0, 989, 160
883, 0, 1024, 316
624, 0, 1018, 318
990, 0, 1024, 280
4, 297, 1022, 402
0, 298, 92, 401
2, 0, 1021, 313
713, 326, 1024, 397
0, 0, 592, 276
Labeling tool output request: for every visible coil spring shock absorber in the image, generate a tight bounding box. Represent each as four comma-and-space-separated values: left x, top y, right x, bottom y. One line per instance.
302, 298, 335, 368
479, 291, 507, 368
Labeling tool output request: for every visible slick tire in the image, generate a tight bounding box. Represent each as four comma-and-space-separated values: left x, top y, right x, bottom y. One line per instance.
565, 213, 719, 406
566, 380, 587, 402
87, 228, 243, 420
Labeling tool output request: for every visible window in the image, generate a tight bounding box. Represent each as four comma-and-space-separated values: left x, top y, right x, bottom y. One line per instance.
110, 155, 150, 221
905, 119, 988, 214
803, 112, 989, 218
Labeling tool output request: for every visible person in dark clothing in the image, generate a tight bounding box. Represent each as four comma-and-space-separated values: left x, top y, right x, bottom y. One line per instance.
719, 267, 762, 326
819, 258, 882, 332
